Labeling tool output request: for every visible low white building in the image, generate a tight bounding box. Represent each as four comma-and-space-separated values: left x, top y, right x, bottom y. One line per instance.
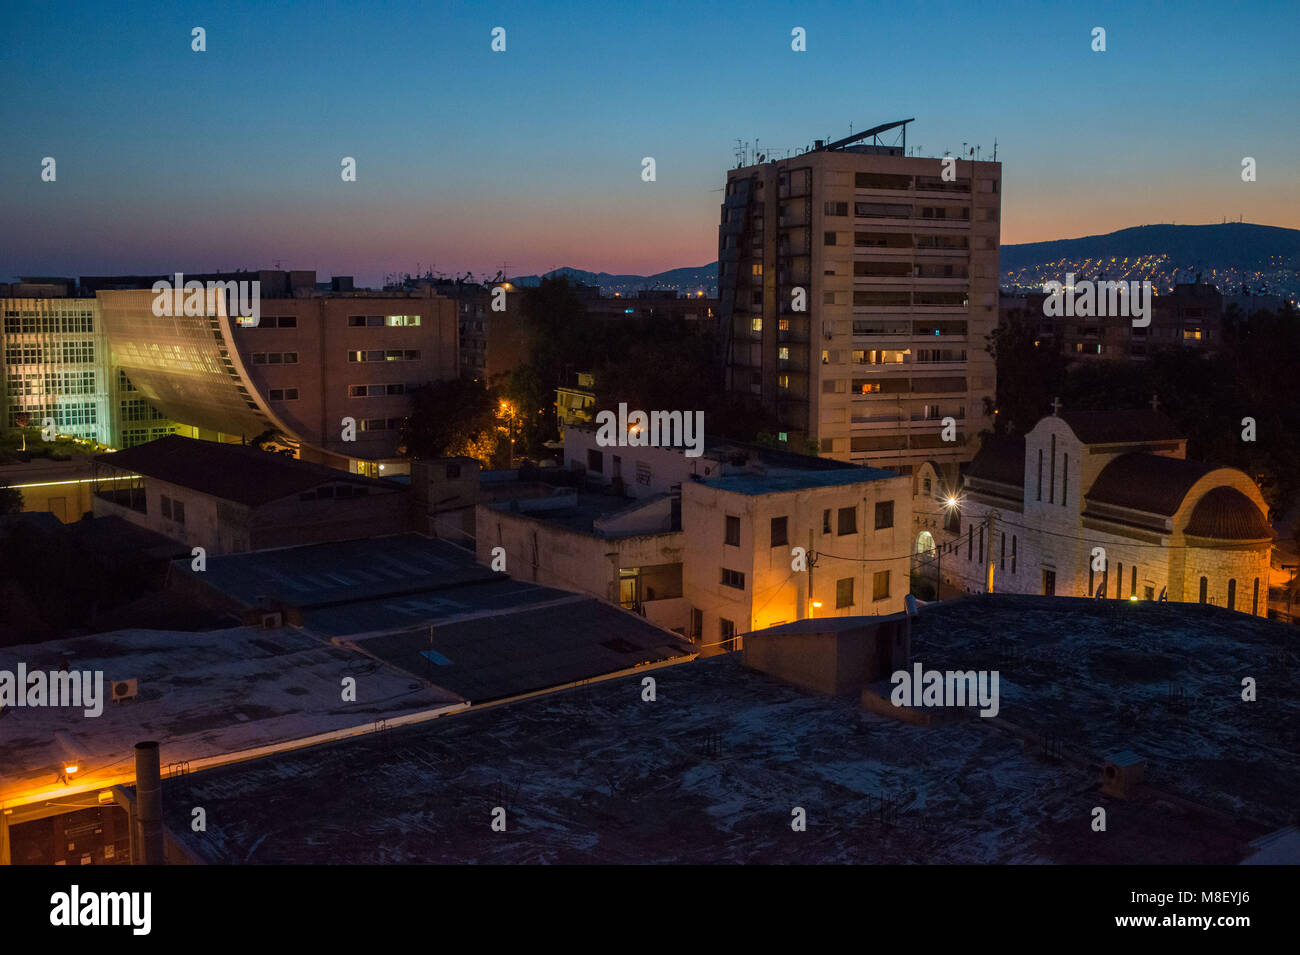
913, 409, 1273, 614
479, 433, 912, 648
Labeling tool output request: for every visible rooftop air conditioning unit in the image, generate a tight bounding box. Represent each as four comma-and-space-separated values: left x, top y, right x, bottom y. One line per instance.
261, 612, 283, 630
111, 679, 138, 704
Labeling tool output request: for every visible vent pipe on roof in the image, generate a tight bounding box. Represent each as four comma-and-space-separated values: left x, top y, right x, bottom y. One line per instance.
133, 741, 165, 865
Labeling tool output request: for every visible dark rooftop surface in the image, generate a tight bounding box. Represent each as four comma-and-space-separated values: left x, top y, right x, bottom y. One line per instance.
485, 490, 653, 536
176, 534, 491, 609
96, 435, 394, 507
913, 595, 1300, 826
342, 595, 694, 702
1085, 453, 1217, 515
158, 596, 1292, 864
1059, 409, 1185, 445
701, 466, 900, 495
965, 434, 1026, 487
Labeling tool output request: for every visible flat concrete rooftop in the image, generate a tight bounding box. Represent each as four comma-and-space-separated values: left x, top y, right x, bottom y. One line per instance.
158, 646, 1271, 865
0, 626, 462, 807
908, 595, 1300, 826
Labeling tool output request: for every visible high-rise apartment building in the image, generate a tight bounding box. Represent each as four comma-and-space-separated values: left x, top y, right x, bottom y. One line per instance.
718, 120, 1001, 475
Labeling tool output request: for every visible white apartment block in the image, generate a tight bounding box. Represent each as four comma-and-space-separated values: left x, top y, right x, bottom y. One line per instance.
719, 120, 1000, 475
479, 429, 911, 649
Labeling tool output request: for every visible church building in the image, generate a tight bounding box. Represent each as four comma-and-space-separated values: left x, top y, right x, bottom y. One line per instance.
912, 406, 1273, 615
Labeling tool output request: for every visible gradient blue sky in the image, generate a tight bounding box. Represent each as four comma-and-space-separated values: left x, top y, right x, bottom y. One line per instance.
2, 0, 1297, 287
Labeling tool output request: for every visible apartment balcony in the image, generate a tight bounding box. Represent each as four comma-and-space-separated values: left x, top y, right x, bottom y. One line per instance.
853, 245, 914, 257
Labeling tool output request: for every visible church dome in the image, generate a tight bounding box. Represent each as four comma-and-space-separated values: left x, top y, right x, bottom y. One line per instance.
1183, 487, 1272, 540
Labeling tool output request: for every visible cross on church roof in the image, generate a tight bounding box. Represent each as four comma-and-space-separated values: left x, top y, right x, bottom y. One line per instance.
1050, 397, 1062, 416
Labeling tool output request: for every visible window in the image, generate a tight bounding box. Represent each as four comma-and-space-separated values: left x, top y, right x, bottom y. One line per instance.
1011, 535, 1017, 573
1227, 578, 1236, 611
269, 388, 298, 400
282, 352, 297, 364
824, 201, 849, 216
387, 315, 421, 326
1131, 565, 1137, 597
1037, 449, 1043, 501
751, 318, 763, 332
1089, 564, 1095, 597
587, 449, 603, 473
725, 515, 740, 546
1049, 434, 1056, 503
872, 570, 890, 601
1043, 569, 1056, 596
822, 509, 831, 534
967, 527, 973, 560
1062, 453, 1069, 505
277, 315, 296, 328
691, 608, 703, 639
252, 353, 267, 364
1116, 562, 1123, 599
1252, 578, 1260, 615
721, 568, 745, 590
978, 526, 984, 564
836, 577, 854, 608
1199, 576, 1208, 604
348, 385, 367, 397
160, 495, 172, 520
824, 231, 837, 245
837, 506, 857, 535
720, 618, 736, 643
172, 500, 185, 524
770, 516, 788, 548
874, 500, 894, 530
1000, 532, 1006, 571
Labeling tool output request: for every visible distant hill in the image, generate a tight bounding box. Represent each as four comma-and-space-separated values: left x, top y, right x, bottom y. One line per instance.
510, 223, 1300, 299
999, 223, 1300, 272
509, 264, 717, 295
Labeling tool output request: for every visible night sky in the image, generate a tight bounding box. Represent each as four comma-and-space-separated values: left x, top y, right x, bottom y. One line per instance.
2, 0, 1297, 285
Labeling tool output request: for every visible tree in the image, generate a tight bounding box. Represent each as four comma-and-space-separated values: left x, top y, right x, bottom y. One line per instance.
402, 377, 500, 465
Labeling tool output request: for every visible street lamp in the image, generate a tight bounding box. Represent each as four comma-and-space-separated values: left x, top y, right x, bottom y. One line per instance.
499, 400, 517, 468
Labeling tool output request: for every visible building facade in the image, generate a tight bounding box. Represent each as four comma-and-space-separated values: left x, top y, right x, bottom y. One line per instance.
1008, 281, 1228, 361
479, 431, 912, 647
719, 122, 1001, 473
2, 289, 178, 449
96, 283, 457, 474
912, 410, 1272, 614
92, 435, 408, 554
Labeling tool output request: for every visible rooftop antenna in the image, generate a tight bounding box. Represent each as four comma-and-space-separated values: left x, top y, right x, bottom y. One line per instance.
992, 138, 998, 161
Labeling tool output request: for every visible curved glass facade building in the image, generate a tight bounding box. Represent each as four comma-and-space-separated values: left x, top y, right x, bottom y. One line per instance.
97, 286, 458, 471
